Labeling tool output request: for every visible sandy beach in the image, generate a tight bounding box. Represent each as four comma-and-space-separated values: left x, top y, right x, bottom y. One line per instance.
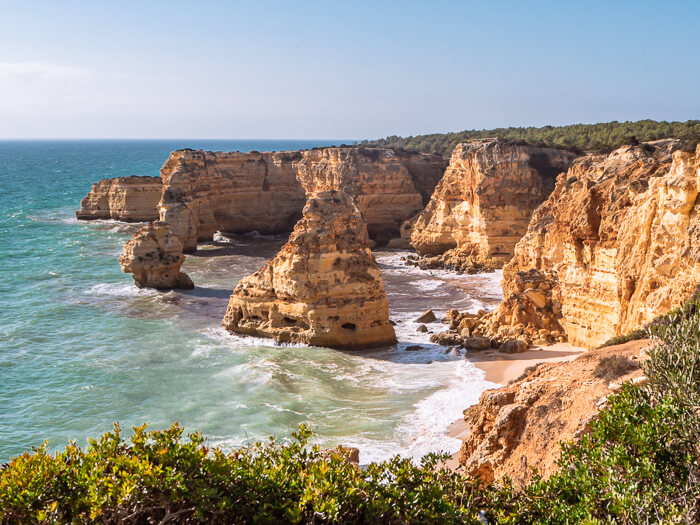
442, 343, 585, 470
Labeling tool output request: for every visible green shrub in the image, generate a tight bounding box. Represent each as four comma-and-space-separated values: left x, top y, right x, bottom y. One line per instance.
0, 424, 487, 524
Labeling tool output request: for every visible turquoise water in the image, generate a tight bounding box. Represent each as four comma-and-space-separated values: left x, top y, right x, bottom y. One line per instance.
0, 140, 502, 464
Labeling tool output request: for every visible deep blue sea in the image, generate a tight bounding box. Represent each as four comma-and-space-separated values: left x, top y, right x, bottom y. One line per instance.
0, 140, 502, 464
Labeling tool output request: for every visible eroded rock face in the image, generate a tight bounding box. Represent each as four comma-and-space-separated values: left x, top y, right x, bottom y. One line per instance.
158, 147, 447, 251
478, 140, 700, 348
459, 340, 647, 487
410, 139, 577, 272
119, 221, 194, 290
158, 150, 306, 252
222, 190, 397, 349
77, 176, 162, 222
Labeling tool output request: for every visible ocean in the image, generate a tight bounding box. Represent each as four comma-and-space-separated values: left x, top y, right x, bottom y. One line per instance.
0, 140, 502, 464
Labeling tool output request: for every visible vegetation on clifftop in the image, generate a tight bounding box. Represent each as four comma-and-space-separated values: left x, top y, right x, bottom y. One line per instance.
361, 119, 700, 156
3, 298, 700, 523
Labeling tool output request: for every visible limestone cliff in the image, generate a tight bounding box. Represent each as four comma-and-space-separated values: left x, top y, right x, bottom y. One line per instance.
295, 147, 446, 243
158, 149, 306, 251
459, 340, 647, 487
119, 221, 194, 290
222, 190, 397, 350
76, 176, 161, 222
410, 139, 577, 272
475, 140, 700, 348
158, 147, 447, 251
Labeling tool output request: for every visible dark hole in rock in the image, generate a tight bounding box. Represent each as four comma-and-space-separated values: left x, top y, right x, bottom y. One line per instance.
283, 317, 297, 325
341, 323, 357, 331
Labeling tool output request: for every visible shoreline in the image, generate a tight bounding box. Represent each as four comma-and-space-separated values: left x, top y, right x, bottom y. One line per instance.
441, 343, 585, 470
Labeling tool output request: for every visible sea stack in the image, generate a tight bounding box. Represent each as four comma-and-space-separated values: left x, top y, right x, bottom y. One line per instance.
409, 139, 577, 272
119, 221, 194, 290
222, 190, 397, 349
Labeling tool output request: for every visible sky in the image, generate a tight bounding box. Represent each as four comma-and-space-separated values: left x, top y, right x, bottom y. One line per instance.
0, 0, 698, 140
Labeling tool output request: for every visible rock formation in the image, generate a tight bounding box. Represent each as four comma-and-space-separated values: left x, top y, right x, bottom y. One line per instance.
222, 190, 397, 349
158, 149, 307, 251
76, 176, 162, 222
119, 221, 194, 290
459, 340, 647, 487
158, 147, 447, 251
470, 140, 700, 348
410, 139, 577, 272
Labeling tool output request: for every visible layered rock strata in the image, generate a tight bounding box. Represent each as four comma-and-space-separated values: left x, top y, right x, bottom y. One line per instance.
459, 340, 647, 487
76, 176, 162, 222
222, 190, 397, 349
119, 221, 194, 290
472, 140, 700, 348
410, 139, 577, 272
158, 147, 447, 251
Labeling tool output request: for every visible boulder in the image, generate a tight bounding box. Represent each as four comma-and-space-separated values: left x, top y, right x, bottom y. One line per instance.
119, 221, 194, 290
499, 339, 528, 354
414, 309, 437, 323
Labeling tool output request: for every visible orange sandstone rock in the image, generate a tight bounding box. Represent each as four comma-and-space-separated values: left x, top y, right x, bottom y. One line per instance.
410, 139, 577, 272
222, 191, 396, 350
76, 176, 161, 222
119, 221, 194, 290
485, 139, 700, 348
459, 340, 647, 487
158, 147, 447, 251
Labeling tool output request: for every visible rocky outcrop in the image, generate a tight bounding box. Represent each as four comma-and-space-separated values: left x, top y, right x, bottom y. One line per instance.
158, 147, 447, 251
222, 190, 396, 350
459, 340, 647, 487
77, 176, 162, 222
410, 139, 577, 272
119, 221, 194, 290
475, 140, 700, 348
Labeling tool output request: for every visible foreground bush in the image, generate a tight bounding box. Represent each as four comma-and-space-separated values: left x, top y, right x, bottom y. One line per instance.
0, 425, 488, 524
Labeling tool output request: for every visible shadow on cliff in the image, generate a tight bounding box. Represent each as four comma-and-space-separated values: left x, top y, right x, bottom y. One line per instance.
189, 235, 288, 259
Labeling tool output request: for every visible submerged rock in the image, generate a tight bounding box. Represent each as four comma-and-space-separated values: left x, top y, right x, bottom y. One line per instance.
222, 190, 397, 350
119, 221, 194, 290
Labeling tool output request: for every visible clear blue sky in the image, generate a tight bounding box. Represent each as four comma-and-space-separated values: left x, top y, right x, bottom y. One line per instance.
1, 0, 698, 139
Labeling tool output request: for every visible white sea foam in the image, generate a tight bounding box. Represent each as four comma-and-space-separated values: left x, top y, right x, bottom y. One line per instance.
85, 282, 159, 297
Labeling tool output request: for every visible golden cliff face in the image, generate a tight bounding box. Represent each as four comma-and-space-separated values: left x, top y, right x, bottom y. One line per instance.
158, 150, 306, 251
76, 176, 161, 222
118, 221, 193, 290
486, 140, 700, 348
295, 148, 445, 243
158, 147, 447, 251
222, 191, 397, 350
410, 139, 577, 272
